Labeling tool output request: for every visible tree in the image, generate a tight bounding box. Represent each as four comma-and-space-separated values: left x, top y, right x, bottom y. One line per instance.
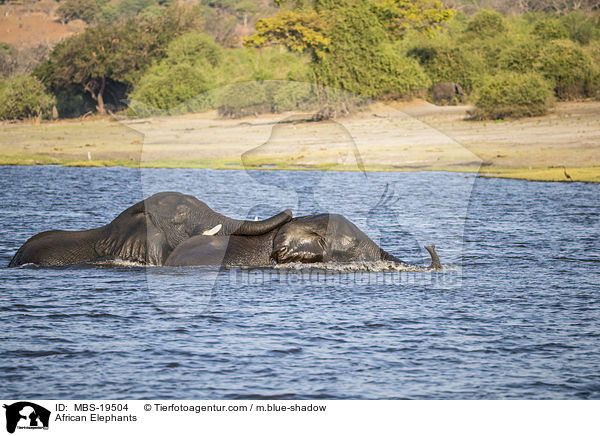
35, 5, 200, 114
244, 0, 448, 103
56, 0, 104, 24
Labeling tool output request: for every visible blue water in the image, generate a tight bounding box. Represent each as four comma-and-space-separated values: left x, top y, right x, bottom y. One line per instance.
1, 166, 599, 399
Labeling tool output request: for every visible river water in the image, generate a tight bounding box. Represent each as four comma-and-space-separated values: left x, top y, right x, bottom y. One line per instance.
1, 166, 598, 399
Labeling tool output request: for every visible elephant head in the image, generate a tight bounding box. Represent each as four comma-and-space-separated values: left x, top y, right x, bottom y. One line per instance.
271, 214, 402, 264
166, 213, 442, 269
9, 192, 292, 267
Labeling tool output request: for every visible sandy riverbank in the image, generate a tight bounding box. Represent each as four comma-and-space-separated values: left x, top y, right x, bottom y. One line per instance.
0, 100, 598, 182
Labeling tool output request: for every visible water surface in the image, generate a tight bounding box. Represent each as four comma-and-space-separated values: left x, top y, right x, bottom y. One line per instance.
1, 166, 599, 399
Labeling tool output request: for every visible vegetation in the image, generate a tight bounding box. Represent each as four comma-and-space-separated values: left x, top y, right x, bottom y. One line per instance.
0, 0, 599, 121
56, 0, 105, 24
245, 0, 451, 110
35, 5, 200, 115
0, 75, 56, 120
469, 72, 554, 120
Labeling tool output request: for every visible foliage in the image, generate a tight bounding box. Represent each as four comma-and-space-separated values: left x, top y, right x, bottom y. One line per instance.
0, 75, 56, 120
164, 32, 222, 67
407, 41, 485, 92
36, 5, 201, 113
198, 1, 278, 47
373, 0, 455, 39
560, 11, 599, 45
128, 32, 221, 115
538, 39, 599, 100
216, 81, 275, 117
244, 10, 331, 59
246, 0, 439, 102
128, 63, 215, 116
56, 0, 105, 23
470, 72, 553, 120
465, 9, 507, 38
129, 32, 312, 116
532, 18, 568, 40
272, 81, 318, 112
498, 39, 542, 73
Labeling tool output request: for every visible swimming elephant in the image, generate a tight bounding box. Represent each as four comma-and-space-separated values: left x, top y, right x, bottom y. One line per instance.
432, 82, 465, 105
165, 213, 442, 269
9, 192, 292, 267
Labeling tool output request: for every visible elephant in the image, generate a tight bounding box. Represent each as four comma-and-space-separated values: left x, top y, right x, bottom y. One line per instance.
165, 213, 442, 269
432, 82, 465, 105
8, 192, 292, 267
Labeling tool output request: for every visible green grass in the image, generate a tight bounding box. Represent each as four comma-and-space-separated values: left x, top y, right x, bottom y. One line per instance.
2, 153, 597, 183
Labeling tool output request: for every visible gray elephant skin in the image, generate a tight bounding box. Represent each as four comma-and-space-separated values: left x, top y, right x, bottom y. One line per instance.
432, 82, 465, 105
9, 192, 292, 267
165, 213, 442, 269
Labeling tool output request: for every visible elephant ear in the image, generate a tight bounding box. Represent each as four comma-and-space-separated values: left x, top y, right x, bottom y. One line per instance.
96, 200, 151, 263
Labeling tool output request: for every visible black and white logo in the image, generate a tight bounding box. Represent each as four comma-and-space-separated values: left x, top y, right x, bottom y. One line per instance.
3, 402, 50, 434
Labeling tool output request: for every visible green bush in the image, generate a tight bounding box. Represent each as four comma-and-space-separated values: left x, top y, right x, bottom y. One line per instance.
316, 46, 430, 99
470, 72, 554, 120
216, 81, 274, 117
539, 39, 599, 100
533, 18, 568, 40
128, 63, 214, 116
272, 81, 318, 112
407, 41, 485, 93
561, 11, 599, 45
164, 32, 222, 68
0, 75, 56, 120
498, 40, 542, 73
465, 9, 507, 38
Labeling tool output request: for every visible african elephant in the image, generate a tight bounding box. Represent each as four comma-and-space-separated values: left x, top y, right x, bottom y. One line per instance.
432, 82, 465, 105
8, 192, 292, 267
165, 213, 442, 269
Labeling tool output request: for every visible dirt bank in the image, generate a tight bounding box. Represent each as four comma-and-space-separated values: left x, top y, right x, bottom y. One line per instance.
0, 100, 598, 183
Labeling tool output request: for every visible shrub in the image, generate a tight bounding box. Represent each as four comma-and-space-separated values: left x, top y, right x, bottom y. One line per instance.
0, 75, 56, 120
465, 10, 507, 38
165, 32, 222, 68
128, 63, 214, 116
561, 11, 598, 45
216, 81, 274, 118
498, 40, 542, 73
470, 72, 553, 120
316, 45, 430, 99
538, 39, 599, 100
407, 41, 485, 93
272, 81, 318, 112
533, 18, 568, 41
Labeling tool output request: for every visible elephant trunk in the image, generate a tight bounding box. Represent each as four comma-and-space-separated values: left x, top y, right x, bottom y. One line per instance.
378, 245, 442, 270
425, 245, 442, 269
220, 209, 293, 236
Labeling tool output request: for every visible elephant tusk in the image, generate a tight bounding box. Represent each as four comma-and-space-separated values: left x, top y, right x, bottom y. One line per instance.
202, 224, 222, 236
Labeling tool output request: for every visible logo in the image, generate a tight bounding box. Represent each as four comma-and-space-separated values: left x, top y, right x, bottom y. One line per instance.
3, 402, 50, 434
